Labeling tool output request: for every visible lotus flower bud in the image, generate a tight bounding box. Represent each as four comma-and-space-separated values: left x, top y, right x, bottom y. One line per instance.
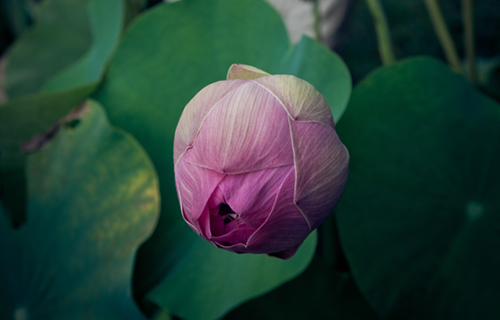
174, 64, 349, 259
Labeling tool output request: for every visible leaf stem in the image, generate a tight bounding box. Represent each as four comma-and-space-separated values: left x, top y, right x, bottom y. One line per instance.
462, 0, 476, 83
424, 0, 463, 74
364, 0, 395, 66
311, 0, 322, 43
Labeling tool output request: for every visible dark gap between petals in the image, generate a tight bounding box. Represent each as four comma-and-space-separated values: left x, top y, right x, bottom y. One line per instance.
218, 203, 238, 224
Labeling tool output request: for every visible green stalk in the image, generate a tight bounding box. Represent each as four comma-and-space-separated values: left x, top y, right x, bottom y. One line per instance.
424, 0, 463, 74
364, 0, 395, 66
462, 0, 476, 83
311, 0, 322, 43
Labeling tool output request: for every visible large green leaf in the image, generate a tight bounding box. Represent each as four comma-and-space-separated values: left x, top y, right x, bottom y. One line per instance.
0, 84, 96, 223
4, 0, 91, 98
42, 0, 124, 92
0, 0, 123, 220
146, 224, 316, 320
336, 57, 500, 319
0, 100, 159, 319
93, 0, 348, 318
5, 0, 123, 98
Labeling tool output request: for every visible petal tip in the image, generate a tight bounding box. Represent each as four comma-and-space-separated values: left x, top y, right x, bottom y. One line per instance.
227, 64, 271, 80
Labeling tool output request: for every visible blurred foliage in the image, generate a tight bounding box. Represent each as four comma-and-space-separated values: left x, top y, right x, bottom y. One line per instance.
224, 256, 382, 320
147, 224, 317, 320
4, 0, 123, 98
0, 0, 39, 39
0, 100, 159, 320
0, 83, 96, 224
0, 0, 123, 225
338, 0, 500, 83
223, 214, 380, 320
0, 0, 151, 54
40, 0, 123, 92
4, 0, 91, 98
336, 57, 500, 320
479, 58, 500, 102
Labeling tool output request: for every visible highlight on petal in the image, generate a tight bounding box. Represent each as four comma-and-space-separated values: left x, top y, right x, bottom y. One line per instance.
182, 81, 294, 174
174, 80, 245, 166
226, 64, 271, 80
254, 75, 335, 127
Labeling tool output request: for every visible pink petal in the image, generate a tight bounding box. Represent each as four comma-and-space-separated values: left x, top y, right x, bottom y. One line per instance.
219, 165, 295, 228
174, 158, 225, 236
183, 81, 294, 173
208, 165, 295, 248
226, 64, 271, 80
210, 222, 255, 249
245, 166, 310, 254
253, 75, 335, 127
174, 80, 246, 166
290, 120, 349, 230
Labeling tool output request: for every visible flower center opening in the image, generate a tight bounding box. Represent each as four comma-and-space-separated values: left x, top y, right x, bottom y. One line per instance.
218, 203, 238, 224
